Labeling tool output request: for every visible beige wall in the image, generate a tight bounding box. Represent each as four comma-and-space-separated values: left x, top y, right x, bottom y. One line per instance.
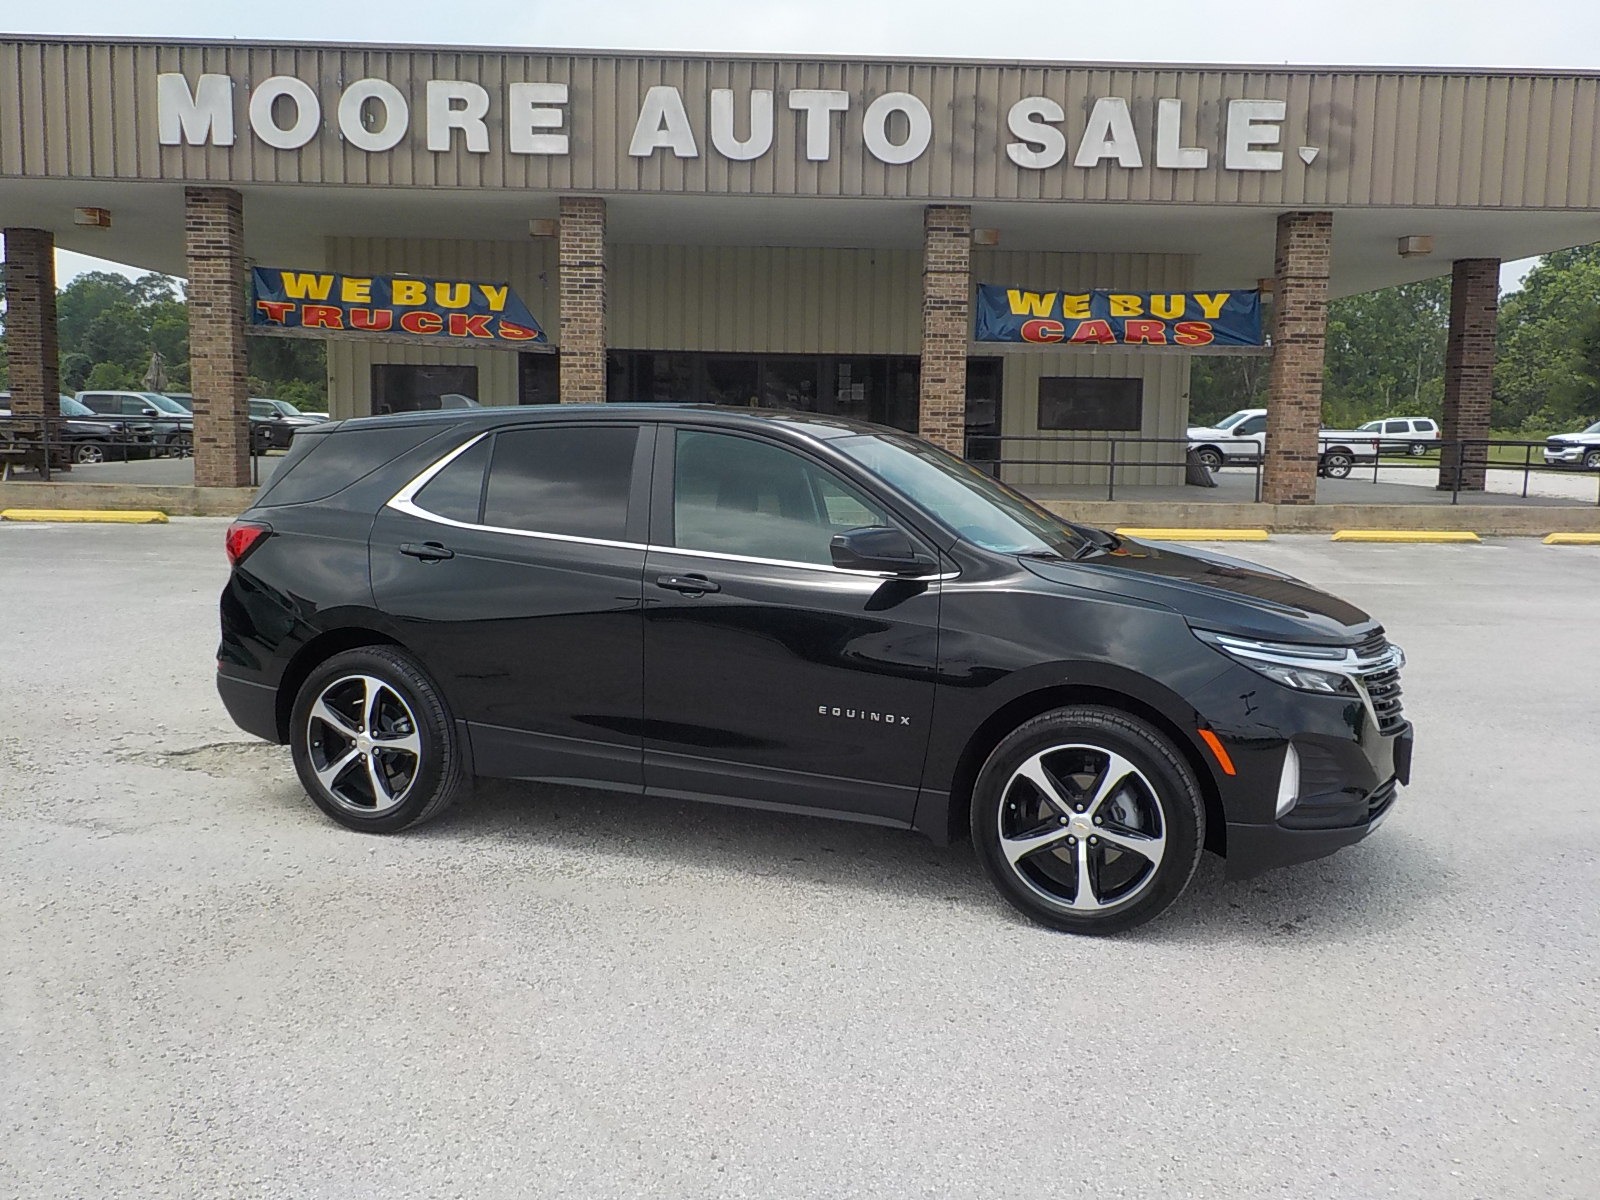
325, 236, 1196, 486
8, 37, 1600, 211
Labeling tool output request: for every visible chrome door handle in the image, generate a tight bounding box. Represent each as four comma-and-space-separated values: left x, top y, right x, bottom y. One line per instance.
655, 574, 720, 595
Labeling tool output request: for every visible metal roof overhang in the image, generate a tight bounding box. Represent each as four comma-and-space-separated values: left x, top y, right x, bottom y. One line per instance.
4, 177, 1598, 298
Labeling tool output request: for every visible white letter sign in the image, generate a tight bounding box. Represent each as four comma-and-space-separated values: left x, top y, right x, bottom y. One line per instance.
158, 73, 235, 146
629, 85, 699, 158
508, 82, 569, 155
1073, 97, 1143, 168
1005, 97, 1066, 169
1225, 99, 1285, 170
787, 89, 850, 162
249, 76, 320, 151
862, 92, 932, 165
427, 81, 491, 153
710, 88, 774, 161
1154, 98, 1207, 169
337, 79, 408, 153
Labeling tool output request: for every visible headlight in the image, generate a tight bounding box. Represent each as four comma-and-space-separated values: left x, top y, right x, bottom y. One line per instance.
1193, 629, 1360, 696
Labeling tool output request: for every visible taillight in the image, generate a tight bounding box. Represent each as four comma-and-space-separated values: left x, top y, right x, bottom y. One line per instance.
225, 520, 272, 566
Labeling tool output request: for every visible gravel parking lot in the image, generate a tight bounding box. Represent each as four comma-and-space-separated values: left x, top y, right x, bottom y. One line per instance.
2, 520, 1596, 1199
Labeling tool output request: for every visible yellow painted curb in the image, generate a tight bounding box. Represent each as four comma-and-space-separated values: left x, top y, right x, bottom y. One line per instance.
1331, 529, 1479, 543
0, 508, 168, 524
1115, 527, 1270, 542
1543, 532, 1600, 545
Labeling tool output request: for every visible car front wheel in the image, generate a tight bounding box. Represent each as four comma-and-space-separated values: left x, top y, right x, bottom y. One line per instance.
1585, 449, 1600, 470
1195, 447, 1224, 472
970, 706, 1205, 935
289, 646, 465, 833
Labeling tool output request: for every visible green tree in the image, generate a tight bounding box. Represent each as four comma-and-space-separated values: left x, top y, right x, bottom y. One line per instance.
1493, 245, 1600, 431
1322, 278, 1451, 426
83, 360, 132, 390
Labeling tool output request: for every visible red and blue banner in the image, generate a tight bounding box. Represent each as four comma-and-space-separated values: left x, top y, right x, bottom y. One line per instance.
975, 286, 1262, 348
250, 266, 547, 346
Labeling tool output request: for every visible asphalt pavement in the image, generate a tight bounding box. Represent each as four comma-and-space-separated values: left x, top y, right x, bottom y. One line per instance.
1, 520, 1596, 1198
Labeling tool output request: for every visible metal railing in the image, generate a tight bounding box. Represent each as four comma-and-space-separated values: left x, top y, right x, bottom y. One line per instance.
971, 433, 1600, 506
0, 417, 270, 485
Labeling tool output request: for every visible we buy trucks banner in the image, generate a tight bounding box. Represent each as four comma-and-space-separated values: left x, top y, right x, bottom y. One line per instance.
250, 267, 547, 347
975, 285, 1262, 348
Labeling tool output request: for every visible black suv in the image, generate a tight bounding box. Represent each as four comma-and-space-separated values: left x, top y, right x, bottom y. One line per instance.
218, 406, 1412, 933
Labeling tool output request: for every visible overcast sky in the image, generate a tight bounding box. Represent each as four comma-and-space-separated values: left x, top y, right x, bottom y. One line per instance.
20, 0, 1598, 289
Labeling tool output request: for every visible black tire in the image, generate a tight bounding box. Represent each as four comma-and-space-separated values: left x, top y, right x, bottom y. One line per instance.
970, 706, 1205, 935
1322, 450, 1353, 478
1584, 449, 1600, 471
1408, 442, 1428, 456
289, 646, 465, 833
74, 441, 107, 465
1196, 446, 1224, 472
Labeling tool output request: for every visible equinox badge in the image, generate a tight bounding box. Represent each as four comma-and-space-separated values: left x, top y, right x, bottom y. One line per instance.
819, 705, 911, 726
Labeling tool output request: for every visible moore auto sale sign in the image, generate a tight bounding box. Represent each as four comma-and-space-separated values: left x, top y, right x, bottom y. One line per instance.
157, 71, 1308, 174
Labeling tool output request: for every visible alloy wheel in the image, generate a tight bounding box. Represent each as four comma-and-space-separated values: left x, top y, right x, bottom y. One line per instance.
75, 443, 106, 465
305, 674, 423, 815
995, 744, 1167, 913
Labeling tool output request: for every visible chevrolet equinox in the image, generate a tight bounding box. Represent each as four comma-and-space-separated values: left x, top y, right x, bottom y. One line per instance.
218, 406, 1412, 934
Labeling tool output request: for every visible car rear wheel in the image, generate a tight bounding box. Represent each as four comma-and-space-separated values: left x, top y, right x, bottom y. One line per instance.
970, 706, 1204, 935
1585, 449, 1600, 470
289, 646, 465, 833
74, 442, 106, 465
1409, 442, 1429, 456
1321, 450, 1353, 478
1196, 447, 1224, 472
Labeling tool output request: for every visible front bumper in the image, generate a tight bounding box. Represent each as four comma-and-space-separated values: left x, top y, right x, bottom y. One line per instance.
1544, 446, 1586, 465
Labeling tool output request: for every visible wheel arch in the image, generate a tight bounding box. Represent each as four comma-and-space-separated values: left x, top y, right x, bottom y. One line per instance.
274, 626, 405, 743
931, 684, 1226, 857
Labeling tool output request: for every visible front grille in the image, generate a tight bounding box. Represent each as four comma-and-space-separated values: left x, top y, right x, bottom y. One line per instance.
1351, 631, 1406, 736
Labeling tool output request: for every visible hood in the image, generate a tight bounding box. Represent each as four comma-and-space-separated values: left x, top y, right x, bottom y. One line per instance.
1022, 537, 1377, 645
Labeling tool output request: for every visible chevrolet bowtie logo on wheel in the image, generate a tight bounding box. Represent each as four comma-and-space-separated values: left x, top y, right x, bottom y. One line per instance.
819, 705, 912, 726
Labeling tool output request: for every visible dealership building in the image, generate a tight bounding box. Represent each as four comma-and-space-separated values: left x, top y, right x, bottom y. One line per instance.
5, 35, 1600, 502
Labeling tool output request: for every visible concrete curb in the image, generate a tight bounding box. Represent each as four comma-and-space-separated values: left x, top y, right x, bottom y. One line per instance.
1, 508, 168, 524
1543, 532, 1600, 544
1331, 529, 1481, 543
1116, 527, 1270, 541
1041, 500, 1600, 538
0, 482, 257, 517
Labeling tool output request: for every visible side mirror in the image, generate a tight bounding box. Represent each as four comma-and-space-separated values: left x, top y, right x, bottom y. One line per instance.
142, 407, 160, 417
829, 526, 937, 576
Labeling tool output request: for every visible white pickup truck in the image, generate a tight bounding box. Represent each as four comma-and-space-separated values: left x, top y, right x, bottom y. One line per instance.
1188, 408, 1382, 478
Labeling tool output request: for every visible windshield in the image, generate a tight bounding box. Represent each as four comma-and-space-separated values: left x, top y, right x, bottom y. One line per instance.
60, 396, 95, 416
165, 395, 193, 412
267, 399, 301, 417
1586, 421, 1600, 434
837, 432, 1088, 557
140, 392, 190, 415
1209, 412, 1260, 432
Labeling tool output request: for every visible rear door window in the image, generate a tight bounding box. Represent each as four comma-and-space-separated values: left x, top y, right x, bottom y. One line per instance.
1384, 420, 1409, 434
482, 425, 639, 540
412, 437, 491, 524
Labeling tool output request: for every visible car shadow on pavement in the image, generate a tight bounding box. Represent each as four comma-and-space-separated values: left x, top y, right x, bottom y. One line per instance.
388, 776, 1442, 944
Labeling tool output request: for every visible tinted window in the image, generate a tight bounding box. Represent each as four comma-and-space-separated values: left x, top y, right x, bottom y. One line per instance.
1384, 420, 1408, 434
1237, 415, 1267, 435
673, 430, 891, 566
482, 426, 637, 539
254, 425, 445, 508
80, 395, 113, 413
120, 398, 147, 415
1416, 420, 1437, 432
413, 437, 490, 523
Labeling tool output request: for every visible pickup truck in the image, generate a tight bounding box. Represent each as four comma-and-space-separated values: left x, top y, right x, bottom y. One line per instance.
1543, 421, 1600, 469
1188, 408, 1381, 478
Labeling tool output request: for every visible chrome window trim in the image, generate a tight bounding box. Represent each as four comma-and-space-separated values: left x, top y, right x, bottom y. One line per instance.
385, 431, 958, 582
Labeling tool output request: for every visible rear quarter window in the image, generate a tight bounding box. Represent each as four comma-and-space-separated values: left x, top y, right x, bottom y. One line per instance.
254, 424, 448, 508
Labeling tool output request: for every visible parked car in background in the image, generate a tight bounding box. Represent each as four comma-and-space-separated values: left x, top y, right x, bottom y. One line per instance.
76, 390, 193, 456
1187, 408, 1380, 478
1186, 408, 1269, 470
1356, 417, 1439, 455
0, 392, 154, 463
249, 398, 324, 451
1543, 421, 1600, 469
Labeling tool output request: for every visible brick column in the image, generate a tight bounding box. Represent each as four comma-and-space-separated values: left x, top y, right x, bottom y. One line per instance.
3, 228, 63, 467
1438, 258, 1499, 492
918, 205, 972, 456
1261, 211, 1333, 505
185, 187, 251, 488
559, 196, 606, 404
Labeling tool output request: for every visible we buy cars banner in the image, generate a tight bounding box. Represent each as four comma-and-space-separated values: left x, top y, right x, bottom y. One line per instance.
250, 267, 548, 347
975, 285, 1262, 348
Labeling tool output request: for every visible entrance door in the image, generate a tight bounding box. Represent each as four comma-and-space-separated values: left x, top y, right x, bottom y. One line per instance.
368, 422, 652, 788
640, 426, 942, 824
